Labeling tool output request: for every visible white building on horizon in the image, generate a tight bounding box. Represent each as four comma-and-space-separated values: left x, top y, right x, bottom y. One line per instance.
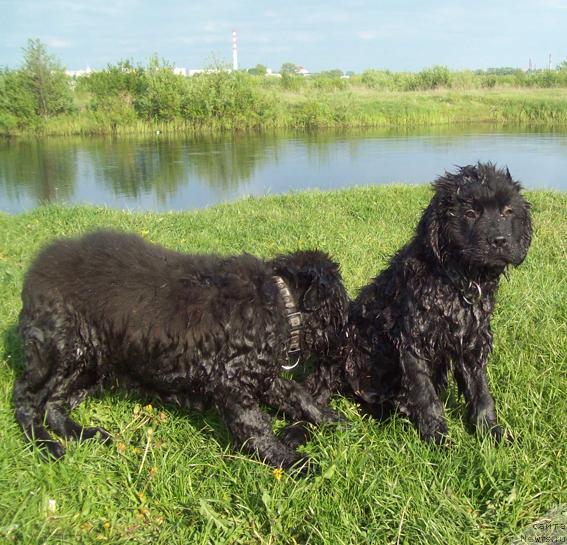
65, 66, 93, 78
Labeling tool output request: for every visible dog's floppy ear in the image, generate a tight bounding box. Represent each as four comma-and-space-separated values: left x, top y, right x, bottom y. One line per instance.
517, 197, 533, 264
505, 166, 513, 183
344, 348, 378, 404
301, 276, 326, 312
420, 198, 443, 264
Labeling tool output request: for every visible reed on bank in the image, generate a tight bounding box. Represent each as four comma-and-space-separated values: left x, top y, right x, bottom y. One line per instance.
8, 87, 567, 136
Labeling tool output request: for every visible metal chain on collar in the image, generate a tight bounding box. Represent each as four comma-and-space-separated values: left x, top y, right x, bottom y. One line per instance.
272, 275, 303, 370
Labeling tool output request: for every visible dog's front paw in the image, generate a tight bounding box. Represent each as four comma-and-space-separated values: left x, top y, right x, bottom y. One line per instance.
418, 416, 449, 445
278, 422, 312, 449
486, 423, 514, 445
488, 423, 503, 444
38, 439, 66, 460
286, 455, 318, 477
318, 406, 348, 426
472, 409, 508, 445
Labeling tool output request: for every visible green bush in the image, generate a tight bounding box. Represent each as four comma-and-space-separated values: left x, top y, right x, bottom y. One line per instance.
360, 70, 398, 91
280, 72, 304, 92
135, 57, 186, 122
412, 65, 453, 90
0, 69, 38, 129
181, 71, 276, 128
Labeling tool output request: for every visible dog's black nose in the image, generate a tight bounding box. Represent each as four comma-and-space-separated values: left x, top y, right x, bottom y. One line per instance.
492, 236, 508, 248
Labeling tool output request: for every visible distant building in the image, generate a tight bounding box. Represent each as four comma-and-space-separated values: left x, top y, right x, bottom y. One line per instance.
296, 66, 310, 76
172, 67, 187, 76
65, 67, 93, 78
188, 68, 234, 76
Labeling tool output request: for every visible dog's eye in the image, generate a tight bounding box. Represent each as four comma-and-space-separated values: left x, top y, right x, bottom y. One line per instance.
502, 206, 513, 217
464, 209, 478, 220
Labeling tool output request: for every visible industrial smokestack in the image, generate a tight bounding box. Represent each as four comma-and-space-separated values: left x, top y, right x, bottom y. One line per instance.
232, 30, 238, 71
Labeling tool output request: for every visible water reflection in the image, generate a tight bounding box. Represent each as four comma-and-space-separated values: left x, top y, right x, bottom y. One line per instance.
0, 138, 77, 205
186, 133, 276, 189
0, 125, 565, 213
89, 138, 188, 200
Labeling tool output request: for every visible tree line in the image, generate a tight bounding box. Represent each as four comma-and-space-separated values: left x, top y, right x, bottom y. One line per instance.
1, 39, 567, 134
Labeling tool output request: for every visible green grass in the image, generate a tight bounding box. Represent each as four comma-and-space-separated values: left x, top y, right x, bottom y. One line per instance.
0, 186, 565, 544
7, 87, 567, 136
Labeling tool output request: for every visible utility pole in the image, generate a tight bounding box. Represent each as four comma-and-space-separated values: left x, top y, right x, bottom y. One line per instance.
549, 53, 552, 70
232, 30, 238, 71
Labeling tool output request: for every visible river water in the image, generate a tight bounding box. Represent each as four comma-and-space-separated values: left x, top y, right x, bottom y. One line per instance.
1, 125, 565, 213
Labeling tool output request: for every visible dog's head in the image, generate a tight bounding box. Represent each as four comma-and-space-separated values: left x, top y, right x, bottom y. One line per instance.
419, 163, 532, 274
270, 250, 349, 358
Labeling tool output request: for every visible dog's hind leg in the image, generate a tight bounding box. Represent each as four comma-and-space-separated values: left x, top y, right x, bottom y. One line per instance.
15, 315, 109, 457
13, 376, 66, 459
40, 354, 111, 444
219, 392, 306, 470
45, 403, 111, 443
43, 374, 111, 444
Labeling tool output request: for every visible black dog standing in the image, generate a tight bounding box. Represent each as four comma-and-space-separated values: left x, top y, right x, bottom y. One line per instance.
348, 163, 532, 443
13, 230, 349, 469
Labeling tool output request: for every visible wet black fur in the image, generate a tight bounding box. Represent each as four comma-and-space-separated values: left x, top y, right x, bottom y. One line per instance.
347, 163, 532, 443
13, 230, 349, 468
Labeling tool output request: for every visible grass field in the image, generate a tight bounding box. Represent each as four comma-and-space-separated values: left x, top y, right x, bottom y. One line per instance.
0, 186, 565, 544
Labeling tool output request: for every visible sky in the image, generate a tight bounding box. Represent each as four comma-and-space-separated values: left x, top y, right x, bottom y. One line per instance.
1, 0, 566, 73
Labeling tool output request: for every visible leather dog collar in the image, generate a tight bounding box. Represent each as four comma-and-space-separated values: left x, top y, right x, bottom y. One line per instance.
272, 275, 303, 369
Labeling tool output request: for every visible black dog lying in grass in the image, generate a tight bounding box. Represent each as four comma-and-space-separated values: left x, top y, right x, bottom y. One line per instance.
13, 230, 349, 469
347, 163, 532, 443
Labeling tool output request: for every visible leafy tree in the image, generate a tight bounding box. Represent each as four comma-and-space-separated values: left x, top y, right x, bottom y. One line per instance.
135, 55, 186, 122
280, 62, 299, 75
0, 69, 37, 130
80, 60, 144, 98
319, 69, 343, 79
248, 64, 267, 76
21, 38, 73, 118
78, 60, 143, 130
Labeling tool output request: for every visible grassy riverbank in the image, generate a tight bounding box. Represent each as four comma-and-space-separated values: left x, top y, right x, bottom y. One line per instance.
11, 87, 567, 136
3, 43, 567, 135
0, 186, 565, 544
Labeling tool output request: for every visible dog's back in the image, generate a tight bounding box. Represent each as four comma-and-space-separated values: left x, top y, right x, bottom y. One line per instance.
21, 230, 268, 336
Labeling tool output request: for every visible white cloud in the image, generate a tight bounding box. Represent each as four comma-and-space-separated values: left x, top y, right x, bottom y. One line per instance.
538, 0, 567, 8
357, 30, 377, 41
46, 37, 72, 48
